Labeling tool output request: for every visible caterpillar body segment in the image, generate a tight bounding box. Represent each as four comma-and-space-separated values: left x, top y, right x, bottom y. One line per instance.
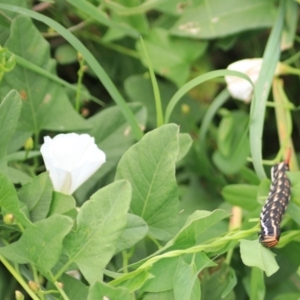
259, 159, 291, 248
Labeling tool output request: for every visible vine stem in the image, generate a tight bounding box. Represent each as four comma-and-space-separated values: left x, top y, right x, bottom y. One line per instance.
0, 255, 40, 300
75, 53, 85, 112
54, 281, 70, 300
53, 260, 72, 281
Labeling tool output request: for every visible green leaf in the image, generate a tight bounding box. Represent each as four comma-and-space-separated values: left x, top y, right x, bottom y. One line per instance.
221, 184, 259, 211
0, 0, 27, 45
170, 0, 275, 39
136, 28, 207, 86
7, 150, 40, 162
143, 290, 174, 300
177, 133, 193, 162
155, 0, 196, 16
54, 44, 78, 65
221, 267, 237, 298
1, 16, 89, 133
111, 269, 153, 292
140, 257, 180, 292
115, 124, 180, 241
286, 203, 300, 226
212, 110, 249, 174
250, 267, 265, 300
47, 273, 88, 300
167, 210, 230, 249
201, 263, 236, 300
257, 178, 271, 206
274, 293, 300, 300
0, 215, 73, 274
240, 239, 279, 277
18, 172, 53, 222
88, 281, 133, 300
103, 0, 149, 41
277, 230, 300, 248
287, 171, 300, 206
48, 192, 77, 219
173, 253, 216, 300
115, 213, 148, 254
124, 75, 203, 131
66, 0, 139, 38
75, 102, 147, 203
129, 209, 230, 272
0, 90, 22, 169
5, 166, 32, 185
249, 2, 285, 179
0, 172, 33, 228
281, 0, 298, 50
63, 180, 131, 284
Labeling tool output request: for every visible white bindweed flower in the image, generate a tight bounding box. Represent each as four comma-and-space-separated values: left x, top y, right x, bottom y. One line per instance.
225, 58, 288, 102
40, 133, 106, 195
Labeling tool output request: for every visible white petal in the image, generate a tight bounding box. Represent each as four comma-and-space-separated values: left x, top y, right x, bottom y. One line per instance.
40, 133, 106, 195
225, 58, 263, 102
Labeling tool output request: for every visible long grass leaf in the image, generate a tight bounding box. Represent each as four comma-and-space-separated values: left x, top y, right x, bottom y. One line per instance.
15, 55, 104, 106
66, 0, 139, 38
165, 69, 252, 123
0, 4, 143, 140
249, 1, 285, 179
139, 37, 163, 127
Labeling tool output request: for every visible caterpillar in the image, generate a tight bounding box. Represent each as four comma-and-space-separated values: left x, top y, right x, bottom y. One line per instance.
259, 152, 291, 248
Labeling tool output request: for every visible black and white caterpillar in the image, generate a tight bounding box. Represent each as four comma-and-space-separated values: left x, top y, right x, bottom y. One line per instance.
259, 153, 291, 248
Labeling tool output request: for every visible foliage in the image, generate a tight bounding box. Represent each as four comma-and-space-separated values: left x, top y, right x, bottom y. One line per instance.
0, 0, 300, 299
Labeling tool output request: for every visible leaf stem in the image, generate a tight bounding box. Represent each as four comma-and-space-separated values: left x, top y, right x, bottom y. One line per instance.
0, 255, 40, 300
54, 281, 70, 300
75, 53, 85, 112
53, 260, 72, 281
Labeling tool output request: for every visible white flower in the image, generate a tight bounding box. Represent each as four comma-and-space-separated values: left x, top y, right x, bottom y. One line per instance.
40, 133, 106, 195
225, 58, 263, 102
225, 58, 289, 102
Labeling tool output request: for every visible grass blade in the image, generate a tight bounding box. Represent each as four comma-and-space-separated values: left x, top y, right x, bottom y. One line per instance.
0, 4, 143, 140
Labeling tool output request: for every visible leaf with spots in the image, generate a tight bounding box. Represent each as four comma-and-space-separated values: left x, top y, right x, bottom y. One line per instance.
0, 215, 73, 275
0, 15, 89, 134
170, 0, 276, 39
0, 90, 22, 169
0, 172, 33, 228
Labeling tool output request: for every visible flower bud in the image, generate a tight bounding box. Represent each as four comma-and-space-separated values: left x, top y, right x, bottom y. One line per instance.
15, 290, 24, 300
28, 281, 39, 292
3, 214, 14, 225
56, 281, 64, 289
24, 137, 34, 151
181, 104, 190, 114
77, 52, 83, 61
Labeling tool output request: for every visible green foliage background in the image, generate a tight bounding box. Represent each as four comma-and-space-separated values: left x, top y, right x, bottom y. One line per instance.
0, 0, 300, 299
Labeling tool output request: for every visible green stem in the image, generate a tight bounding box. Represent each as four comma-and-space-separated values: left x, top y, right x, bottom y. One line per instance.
15, 55, 105, 106
111, 226, 259, 287
75, 53, 85, 112
54, 281, 70, 300
31, 265, 45, 300
122, 250, 129, 273
147, 235, 162, 249
225, 248, 234, 265
122, 247, 135, 273
16, 221, 25, 233
0, 255, 40, 300
77, 32, 140, 59
139, 37, 163, 127
53, 260, 72, 281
